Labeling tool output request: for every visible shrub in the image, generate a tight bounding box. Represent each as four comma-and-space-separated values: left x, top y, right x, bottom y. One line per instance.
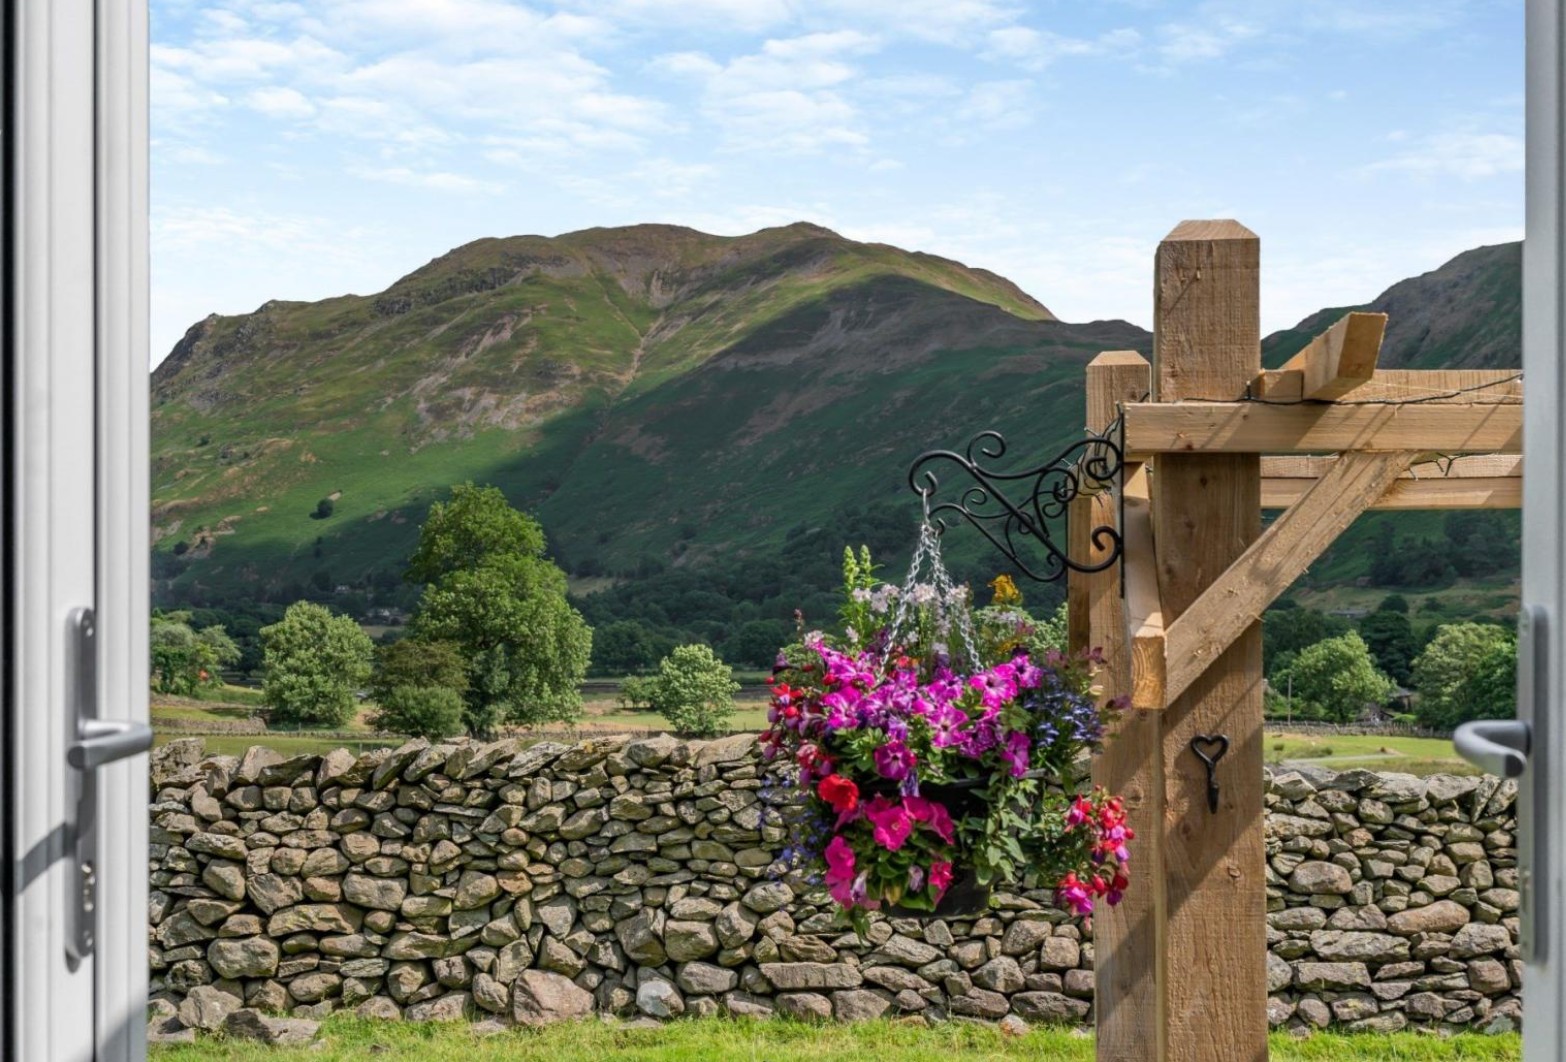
648, 644, 739, 737
371, 686, 466, 740
617, 675, 657, 711
312, 497, 335, 520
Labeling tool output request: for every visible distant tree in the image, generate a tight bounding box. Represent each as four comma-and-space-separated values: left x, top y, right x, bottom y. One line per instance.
1458, 637, 1519, 725
312, 497, 335, 520
407, 484, 592, 734
723, 619, 793, 670
1379, 594, 1409, 614
371, 686, 466, 740
592, 620, 669, 675
1263, 608, 1350, 678
1412, 622, 1516, 730
149, 611, 240, 695
649, 644, 739, 737
260, 601, 373, 728
1357, 609, 1420, 686
617, 675, 658, 711
1273, 632, 1394, 724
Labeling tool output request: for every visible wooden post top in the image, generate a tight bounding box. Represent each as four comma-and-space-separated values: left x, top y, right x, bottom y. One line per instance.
1163, 219, 1258, 243
1088, 350, 1151, 369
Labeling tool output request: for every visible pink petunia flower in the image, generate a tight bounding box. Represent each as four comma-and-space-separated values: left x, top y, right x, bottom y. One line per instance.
929, 861, 954, 899
873, 739, 917, 781
864, 796, 914, 851
903, 795, 956, 843
1001, 730, 1031, 778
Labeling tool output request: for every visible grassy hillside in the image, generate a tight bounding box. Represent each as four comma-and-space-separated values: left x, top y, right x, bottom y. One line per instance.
152, 226, 1522, 649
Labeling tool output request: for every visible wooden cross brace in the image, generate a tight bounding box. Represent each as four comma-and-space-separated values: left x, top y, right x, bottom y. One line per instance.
1116, 301, 1523, 710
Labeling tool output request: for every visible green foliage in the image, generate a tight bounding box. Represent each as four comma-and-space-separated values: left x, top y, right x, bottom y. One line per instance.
1357, 608, 1420, 686
149, 611, 241, 695
260, 602, 374, 728
311, 497, 335, 520
723, 619, 792, 669
1273, 632, 1395, 723
407, 484, 591, 733
1263, 608, 1351, 678
367, 639, 469, 739
1380, 594, 1409, 614
590, 620, 672, 676
370, 685, 466, 740
616, 675, 657, 711
1412, 622, 1517, 730
648, 644, 739, 737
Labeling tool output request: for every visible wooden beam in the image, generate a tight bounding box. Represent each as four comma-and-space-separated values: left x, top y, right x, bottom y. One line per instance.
1261, 454, 1522, 509
1124, 401, 1521, 456
1162, 451, 1417, 707
1267, 311, 1385, 399
1123, 466, 1165, 712
1255, 368, 1522, 404
1149, 219, 1266, 1062
1075, 354, 1161, 1062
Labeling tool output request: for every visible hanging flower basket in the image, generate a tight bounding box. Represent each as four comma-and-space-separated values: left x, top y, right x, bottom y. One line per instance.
761, 533, 1134, 931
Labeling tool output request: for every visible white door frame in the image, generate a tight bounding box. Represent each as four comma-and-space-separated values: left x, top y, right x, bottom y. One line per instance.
1524, 0, 1565, 1058
8, 1, 150, 1059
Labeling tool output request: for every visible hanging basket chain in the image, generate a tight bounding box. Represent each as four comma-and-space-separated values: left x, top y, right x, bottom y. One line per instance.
886, 515, 981, 671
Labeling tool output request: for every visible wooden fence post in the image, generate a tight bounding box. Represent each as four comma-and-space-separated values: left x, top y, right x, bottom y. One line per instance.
1152, 221, 1267, 1062
1074, 352, 1160, 1062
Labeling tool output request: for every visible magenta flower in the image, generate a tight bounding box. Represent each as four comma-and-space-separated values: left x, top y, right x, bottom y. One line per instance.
1002, 731, 1032, 778
929, 861, 954, 899
928, 703, 969, 748
865, 796, 914, 851
970, 667, 1017, 709
873, 739, 917, 781
904, 795, 955, 843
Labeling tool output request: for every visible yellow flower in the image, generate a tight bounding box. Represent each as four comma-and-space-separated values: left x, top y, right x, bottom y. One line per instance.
989, 574, 1022, 606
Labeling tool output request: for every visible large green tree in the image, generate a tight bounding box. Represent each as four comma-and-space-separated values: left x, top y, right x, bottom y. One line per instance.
260, 601, 374, 727
407, 484, 592, 734
1274, 632, 1395, 724
149, 611, 240, 696
1411, 622, 1517, 730
1263, 607, 1350, 679
1357, 608, 1421, 687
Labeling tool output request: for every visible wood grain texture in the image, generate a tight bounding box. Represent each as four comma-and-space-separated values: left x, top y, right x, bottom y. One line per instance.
1124, 401, 1522, 456
1151, 221, 1267, 1062
1261, 454, 1522, 510
1272, 312, 1385, 399
1163, 451, 1416, 705
1254, 368, 1522, 404
1079, 354, 1163, 1062
1122, 466, 1166, 712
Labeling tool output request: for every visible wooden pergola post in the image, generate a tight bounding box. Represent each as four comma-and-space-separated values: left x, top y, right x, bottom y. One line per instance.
1066, 220, 1523, 1060
1151, 221, 1268, 1062
1072, 353, 1160, 1061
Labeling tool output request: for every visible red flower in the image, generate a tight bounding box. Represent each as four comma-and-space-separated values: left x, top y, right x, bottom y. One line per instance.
817, 773, 860, 814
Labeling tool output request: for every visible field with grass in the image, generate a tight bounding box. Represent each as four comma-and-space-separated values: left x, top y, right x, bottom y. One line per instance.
1266, 731, 1474, 777
148, 1017, 1519, 1062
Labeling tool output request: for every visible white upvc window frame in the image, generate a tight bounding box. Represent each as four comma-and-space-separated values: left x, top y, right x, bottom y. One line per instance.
8, 1, 150, 1059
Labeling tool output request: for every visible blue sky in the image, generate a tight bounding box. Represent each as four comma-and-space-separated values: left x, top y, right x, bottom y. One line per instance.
150, 0, 1523, 365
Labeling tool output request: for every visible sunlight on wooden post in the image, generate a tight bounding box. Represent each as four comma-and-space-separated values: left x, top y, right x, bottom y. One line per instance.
1151, 220, 1267, 1062
1074, 352, 1163, 1062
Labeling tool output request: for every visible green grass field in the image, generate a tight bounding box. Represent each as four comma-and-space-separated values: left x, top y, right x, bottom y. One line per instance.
1266, 731, 1475, 777
148, 1017, 1519, 1062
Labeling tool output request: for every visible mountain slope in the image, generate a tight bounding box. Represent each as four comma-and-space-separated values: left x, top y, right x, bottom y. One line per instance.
151, 222, 1130, 611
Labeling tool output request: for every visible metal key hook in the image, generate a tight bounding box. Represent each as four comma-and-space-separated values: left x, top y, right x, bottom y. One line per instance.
1189, 734, 1229, 814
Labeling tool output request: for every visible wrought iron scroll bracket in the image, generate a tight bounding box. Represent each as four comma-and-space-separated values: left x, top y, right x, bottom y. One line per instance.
906, 416, 1126, 584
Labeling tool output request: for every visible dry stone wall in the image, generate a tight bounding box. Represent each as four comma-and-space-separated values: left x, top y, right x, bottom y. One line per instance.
146, 735, 1521, 1039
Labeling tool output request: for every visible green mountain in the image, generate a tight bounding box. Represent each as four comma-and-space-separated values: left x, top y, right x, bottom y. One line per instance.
151, 225, 1522, 658
152, 222, 1144, 618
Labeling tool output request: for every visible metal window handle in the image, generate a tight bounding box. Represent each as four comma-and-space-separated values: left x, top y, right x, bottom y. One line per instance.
1453, 719, 1531, 779
64, 607, 152, 964
1451, 605, 1548, 963
68, 718, 152, 770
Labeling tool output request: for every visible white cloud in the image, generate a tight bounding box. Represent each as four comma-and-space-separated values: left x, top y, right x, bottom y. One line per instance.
955, 80, 1035, 131
984, 25, 1140, 69
1368, 131, 1524, 181
654, 32, 880, 153
245, 85, 316, 118
351, 166, 505, 194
